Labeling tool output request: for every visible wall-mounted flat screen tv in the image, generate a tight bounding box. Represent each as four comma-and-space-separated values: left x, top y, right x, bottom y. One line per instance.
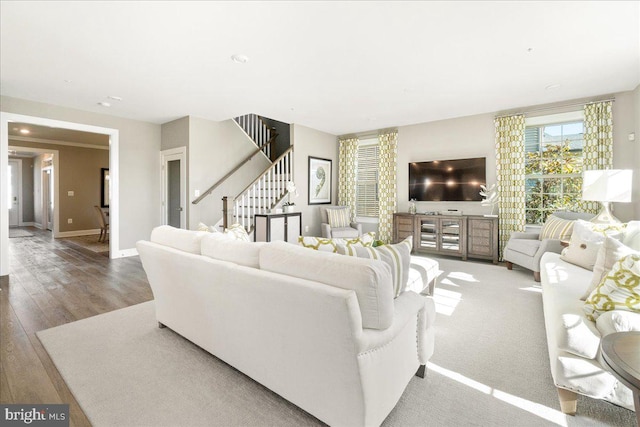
409, 157, 486, 202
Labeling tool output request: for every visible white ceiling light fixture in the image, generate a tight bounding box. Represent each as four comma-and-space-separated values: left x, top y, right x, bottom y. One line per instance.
97, 101, 111, 107
231, 54, 249, 64
19, 128, 30, 134
107, 95, 123, 101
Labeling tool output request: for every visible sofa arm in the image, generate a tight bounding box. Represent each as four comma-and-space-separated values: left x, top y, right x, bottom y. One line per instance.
321, 223, 331, 238
510, 232, 540, 240
350, 222, 363, 236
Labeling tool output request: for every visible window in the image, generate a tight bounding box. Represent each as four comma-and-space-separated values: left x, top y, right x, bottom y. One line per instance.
525, 119, 584, 224
356, 139, 379, 218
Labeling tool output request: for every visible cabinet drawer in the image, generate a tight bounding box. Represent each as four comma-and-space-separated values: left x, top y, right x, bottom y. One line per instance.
469, 219, 492, 230
397, 223, 413, 232
470, 228, 490, 238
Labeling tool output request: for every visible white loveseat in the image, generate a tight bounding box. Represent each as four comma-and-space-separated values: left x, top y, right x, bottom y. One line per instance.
137, 226, 436, 427
540, 251, 636, 414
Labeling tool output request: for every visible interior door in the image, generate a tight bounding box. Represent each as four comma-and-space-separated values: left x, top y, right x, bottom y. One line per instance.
43, 168, 53, 231
161, 148, 186, 229
8, 159, 19, 226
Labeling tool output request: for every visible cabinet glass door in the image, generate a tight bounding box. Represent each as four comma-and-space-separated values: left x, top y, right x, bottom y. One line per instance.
441, 219, 462, 253
419, 218, 437, 250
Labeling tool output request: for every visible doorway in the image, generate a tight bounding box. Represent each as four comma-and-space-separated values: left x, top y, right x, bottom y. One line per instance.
161, 147, 186, 229
7, 159, 20, 227
42, 167, 53, 231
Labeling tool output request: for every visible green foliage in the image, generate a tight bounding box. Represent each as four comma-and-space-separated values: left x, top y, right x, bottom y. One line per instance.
525, 139, 583, 224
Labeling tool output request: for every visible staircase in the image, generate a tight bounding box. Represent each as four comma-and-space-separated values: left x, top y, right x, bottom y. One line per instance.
192, 113, 293, 233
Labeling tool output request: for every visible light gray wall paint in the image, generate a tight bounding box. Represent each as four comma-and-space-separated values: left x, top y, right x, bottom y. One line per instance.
9, 156, 35, 222
611, 89, 639, 221
188, 117, 271, 228
291, 124, 339, 237
161, 117, 189, 151
1, 96, 162, 250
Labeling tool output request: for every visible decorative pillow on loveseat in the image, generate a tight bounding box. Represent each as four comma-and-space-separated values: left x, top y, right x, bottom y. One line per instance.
583, 254, 640, 321
539, 215, 576, 241
298, 232, 376, 253
337, 236, 413, 298
225, 223, 251, 242
560, 220, 625, 271
326, 207, 351, 228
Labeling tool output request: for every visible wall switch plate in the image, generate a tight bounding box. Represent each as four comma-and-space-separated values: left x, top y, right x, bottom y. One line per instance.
67, 191, 74, 196
194, 189, 200, 197
67, 218, 73, 224
305, 225, 309, 232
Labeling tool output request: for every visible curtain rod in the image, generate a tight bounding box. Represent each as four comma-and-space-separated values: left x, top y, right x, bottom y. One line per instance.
495, 97, 615, 119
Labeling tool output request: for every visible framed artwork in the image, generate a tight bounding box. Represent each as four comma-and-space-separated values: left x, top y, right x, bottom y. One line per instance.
308, 156, 331, 205
101, 168, 110, 208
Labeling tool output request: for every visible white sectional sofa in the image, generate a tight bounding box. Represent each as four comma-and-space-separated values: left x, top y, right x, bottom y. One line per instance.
540, 251, 636, 414
137, 226, 436, 427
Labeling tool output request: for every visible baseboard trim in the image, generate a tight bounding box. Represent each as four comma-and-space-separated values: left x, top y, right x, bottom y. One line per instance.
19, 221, 36, 227
115, 248, 138, 258
33, 223, 44, 230
57, 229, 101, 238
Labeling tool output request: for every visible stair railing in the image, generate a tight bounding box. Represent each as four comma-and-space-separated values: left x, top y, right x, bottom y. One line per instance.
223, 146, 293, 230
234, 114, 274, 160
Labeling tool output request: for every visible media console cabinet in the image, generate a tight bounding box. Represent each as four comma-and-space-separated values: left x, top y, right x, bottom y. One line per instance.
393, 213, 498, 264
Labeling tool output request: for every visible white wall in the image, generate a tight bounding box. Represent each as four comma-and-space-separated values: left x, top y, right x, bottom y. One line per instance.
1, 96, 161, 251
397, 112, 496, 216
188, 117, 270, 228
291, 124, 339, 237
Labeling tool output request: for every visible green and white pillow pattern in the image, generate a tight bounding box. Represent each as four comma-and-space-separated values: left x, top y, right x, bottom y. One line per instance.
298, 232, 376, 253
538, 215, 575, 241
326, 207, 351, 228
560, 220, 626, 271
338, 236, 413, 298
225, 223, 251, 242
583, 254, 640, 321
581, 237, 640, 300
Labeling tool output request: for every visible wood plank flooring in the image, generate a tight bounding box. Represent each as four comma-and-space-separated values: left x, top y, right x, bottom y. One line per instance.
1, 227, 153, 426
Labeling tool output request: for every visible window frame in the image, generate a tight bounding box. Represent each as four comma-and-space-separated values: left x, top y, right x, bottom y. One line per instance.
355, 137, 379, 220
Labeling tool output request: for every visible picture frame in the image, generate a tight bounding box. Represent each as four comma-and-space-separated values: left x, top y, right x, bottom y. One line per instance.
308, 156, 332, 205
101, 168, 110, 208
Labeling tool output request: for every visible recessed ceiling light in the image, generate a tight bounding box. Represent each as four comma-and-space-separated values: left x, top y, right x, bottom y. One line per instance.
64, 79, 73, 83
97, 102, 111, 107
107, 95, 123, 101
545, 83, 561, 90
527, 47, 534, 53
19, 129, 30, 134
231, 54, 249, 64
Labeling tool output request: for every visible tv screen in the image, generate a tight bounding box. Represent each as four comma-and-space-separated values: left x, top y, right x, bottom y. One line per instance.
409, 157, 486, 202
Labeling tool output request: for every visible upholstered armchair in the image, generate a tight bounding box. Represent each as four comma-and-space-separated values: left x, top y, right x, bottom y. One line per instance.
503, 211, 594, 282
319, 206, 362, 239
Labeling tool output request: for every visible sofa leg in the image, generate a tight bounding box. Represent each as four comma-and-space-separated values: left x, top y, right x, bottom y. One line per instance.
533, 271, 541, 282
415, 365, 426, 379
506, 261, 513, 270
158, 322, 166, 329
557, 387, 577, 415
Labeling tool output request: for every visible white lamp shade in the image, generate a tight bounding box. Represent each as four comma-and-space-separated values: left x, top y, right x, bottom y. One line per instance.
582, 169, 633, 202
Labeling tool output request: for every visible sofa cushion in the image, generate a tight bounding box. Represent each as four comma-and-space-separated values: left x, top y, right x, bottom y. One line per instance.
259, 241, 394, 330
505, 239, 541, 257
560, 220, 625, 271
330, 227, 360, 239
581, 237, 639, 300
407, 256, 439, 295
623, 221, 640, 250
197, 222, 219, 233
298, 232, 375, 253
337, 236, 412, 298
595, 310, 640, 336
326, 207, 351, 228
559, 313, 602, 359
539, 215, 575, 241
150, 225, 208, 254
201, 233, 265, 268
584, 254, 640, 321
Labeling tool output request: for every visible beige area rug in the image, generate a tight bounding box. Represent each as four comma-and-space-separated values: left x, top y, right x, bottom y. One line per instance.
58, 235, 109, 254
37, 257, 636, 427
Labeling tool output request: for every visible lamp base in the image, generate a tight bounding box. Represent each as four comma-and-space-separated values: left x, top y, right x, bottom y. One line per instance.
590, 201, 621, 224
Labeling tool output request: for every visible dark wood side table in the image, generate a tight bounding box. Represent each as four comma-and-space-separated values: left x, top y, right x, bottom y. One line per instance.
601, 332, 640, 425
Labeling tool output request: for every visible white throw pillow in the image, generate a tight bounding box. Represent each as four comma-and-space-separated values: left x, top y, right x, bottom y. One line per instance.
623, 220, 640, 250
225, 223, 251, 242
560, 220, 625, 271
583, 254, 640, 321
150, 225, 208, 254
581, 237, 639, 300
337, 236, 413, 298
595, 310, 640, 337
197, 222, 219, 233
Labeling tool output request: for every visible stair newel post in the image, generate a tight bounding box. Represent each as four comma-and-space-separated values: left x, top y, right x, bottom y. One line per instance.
222, 196, 228, 230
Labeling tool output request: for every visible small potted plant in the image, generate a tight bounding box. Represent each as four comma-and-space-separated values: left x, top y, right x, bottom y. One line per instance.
283, 181, 299, 213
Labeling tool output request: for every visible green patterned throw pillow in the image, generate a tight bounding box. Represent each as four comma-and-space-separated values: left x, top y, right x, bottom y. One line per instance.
338, 236, 413, 298
583, 254, 640, 321
298, 232, 376, 253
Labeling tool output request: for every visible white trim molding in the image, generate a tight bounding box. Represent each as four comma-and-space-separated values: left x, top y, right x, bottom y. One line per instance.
56, 229, 102, 238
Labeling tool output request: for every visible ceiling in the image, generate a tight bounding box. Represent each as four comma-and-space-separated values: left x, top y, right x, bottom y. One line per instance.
8, 123, 109, 146
1, 1, 638, 136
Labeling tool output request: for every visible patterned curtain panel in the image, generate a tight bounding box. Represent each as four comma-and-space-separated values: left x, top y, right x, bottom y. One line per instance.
580, 101, 614, 214
338, 136, 359, 220
495, 115, 526, 260
377, 130, 398, 243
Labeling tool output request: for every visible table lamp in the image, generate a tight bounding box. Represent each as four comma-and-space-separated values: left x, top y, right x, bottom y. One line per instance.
582, 169, 633, 223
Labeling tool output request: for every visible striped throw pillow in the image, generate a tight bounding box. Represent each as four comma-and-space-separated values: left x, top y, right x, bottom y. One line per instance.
327, 207, 351, 228
338, 236, 412, 298
539, 215, 575, 241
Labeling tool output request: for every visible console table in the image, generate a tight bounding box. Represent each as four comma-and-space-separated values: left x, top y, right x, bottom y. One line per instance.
393, 213, 498, 263
254, 212, 301, 243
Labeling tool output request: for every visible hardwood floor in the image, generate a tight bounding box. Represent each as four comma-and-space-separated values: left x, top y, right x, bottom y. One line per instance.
1, 227, 153, 426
